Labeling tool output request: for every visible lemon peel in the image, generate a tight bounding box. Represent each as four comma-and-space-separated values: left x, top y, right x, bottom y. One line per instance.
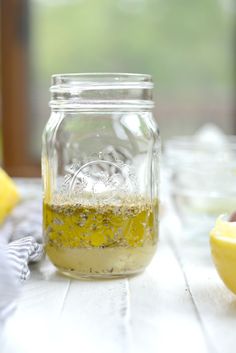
0, 169, 20, 224
210, 216, 236, 294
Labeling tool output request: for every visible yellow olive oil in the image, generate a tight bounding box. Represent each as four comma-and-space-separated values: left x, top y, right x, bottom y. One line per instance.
43, 197, 158, 278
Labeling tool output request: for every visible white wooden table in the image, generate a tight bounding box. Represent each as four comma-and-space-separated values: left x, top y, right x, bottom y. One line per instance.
1, 179, 236, 353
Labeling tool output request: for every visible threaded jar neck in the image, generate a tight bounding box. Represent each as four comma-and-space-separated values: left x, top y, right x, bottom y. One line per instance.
49, 73, 154, 110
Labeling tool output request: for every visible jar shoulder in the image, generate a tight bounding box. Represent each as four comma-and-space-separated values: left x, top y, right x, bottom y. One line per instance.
42, 111, 160, 146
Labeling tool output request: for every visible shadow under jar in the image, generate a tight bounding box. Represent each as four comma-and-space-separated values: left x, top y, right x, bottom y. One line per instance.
42, 73, 160, 279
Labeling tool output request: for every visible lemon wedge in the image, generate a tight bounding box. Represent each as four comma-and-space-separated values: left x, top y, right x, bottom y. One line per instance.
210, 217, 236, 294
0, 168, 20, 224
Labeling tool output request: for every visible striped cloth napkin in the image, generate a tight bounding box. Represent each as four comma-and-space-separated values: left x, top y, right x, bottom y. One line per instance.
0, 244, 18, 323
6, 236, 43, 282
0, 237, 43, 322
0, 195, 44, 282
0, 240, 43, 325
0, 184, 44, 323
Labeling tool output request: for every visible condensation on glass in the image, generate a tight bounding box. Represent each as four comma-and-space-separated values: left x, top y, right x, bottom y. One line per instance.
42, 73, 160, 279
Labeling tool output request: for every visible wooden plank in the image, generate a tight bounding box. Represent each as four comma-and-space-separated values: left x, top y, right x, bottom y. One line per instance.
2, 234, 209, 353
58, 275, 133, 353
165, 215, 236, 353
129, 234, 209, 353
2, 261, 71, 353
2, 259, 132, 353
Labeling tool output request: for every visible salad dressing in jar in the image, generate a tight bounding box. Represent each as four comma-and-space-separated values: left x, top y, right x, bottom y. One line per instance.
42, 73, 160, 278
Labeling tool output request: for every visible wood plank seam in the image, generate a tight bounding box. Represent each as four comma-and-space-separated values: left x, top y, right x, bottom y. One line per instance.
122, 279, 132, 353
166, 233, 218, 353
59, 280, 71, 316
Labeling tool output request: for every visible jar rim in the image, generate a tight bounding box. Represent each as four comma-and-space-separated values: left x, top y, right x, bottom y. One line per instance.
50, 72, 154, 110
51, 72, 153, 89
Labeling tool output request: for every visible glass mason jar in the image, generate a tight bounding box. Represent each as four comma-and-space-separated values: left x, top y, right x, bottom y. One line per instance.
42, 73, 160, 279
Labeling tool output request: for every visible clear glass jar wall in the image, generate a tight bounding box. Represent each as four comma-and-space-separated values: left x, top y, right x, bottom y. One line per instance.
42, 73, 160, 278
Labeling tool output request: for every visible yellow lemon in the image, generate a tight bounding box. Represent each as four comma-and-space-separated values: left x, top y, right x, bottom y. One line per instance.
210, 217, 236, 294
0, 168, 20, 224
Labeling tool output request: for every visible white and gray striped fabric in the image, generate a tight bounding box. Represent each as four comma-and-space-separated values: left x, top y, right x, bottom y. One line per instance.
0, 181, 44, 325
0, 245, 19, 323
0, 182, 43, 282
0, 237, 43, 324
6, 236, 44, 282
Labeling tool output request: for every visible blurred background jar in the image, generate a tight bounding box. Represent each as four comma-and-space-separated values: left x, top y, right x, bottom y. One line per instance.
164, 125, 236, 233
42, 73, 160, 279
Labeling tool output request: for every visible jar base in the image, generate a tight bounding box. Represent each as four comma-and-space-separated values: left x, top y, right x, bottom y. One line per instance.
57, 267, 144, 280
45, 244, 157, 280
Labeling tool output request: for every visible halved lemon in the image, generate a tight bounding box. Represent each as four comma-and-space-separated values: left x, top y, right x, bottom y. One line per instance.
210, 217, 236, 294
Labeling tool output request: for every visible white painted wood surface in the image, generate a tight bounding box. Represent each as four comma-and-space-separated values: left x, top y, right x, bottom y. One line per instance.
1, 179, 236, 353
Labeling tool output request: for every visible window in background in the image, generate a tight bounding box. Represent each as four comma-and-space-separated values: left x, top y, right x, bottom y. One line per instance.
29, 0, 235, 160
1, 0, 235, 175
